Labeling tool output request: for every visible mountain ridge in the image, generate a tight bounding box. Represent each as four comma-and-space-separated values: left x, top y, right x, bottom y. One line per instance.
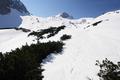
55, 12, 74, 19
0, 0, 29, 15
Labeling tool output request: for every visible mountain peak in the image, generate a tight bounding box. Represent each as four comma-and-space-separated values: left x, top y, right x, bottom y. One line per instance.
0, 0, 29, 15
56, 12, 74, 19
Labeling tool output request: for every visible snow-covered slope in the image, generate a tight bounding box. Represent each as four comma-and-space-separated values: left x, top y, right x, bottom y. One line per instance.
0, 9, 120, 80
0, 12, 92, 52
42, 10, 120, 80
0, 0, 29, 28
0, 29, 34, 52
0, 9, 24, 28
20, 15, 93, 31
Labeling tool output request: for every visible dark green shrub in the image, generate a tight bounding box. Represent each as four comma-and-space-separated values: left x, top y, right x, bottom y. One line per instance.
92, 20, 102, 26
0, 41, 64, 80
60, 34, 71, 41
96, 58, 120, 80
28, 25, 66, 41
15, 28, 31, 32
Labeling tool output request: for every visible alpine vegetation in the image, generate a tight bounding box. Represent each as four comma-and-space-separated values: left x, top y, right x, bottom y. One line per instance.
28, 25, 66, 41
0, 41, 64, 80
96, 59, 120, 80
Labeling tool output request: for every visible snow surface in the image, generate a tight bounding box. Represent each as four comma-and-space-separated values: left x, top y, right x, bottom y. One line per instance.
0, 10, 120, 80
0, 9, 24, 28
0, 29, 34, 53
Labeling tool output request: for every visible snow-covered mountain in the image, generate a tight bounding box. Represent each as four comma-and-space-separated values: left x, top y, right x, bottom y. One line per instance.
0, 0, 29, 28
0, 0, 29, 15
0, 2, 120, 80
55, 12, 74, 19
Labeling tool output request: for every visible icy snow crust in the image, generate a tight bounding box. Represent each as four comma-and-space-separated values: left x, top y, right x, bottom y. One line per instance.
0, 10, 120, 80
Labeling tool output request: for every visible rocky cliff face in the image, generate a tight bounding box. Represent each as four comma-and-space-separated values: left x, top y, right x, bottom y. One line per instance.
56, 12, 74, 19
0, 0, 29, 15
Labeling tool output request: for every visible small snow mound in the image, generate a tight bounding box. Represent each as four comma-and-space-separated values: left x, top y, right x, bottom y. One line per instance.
78, 18, 94, 23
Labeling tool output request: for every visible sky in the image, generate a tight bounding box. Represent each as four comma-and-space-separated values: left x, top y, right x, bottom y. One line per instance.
21, 0, 120, 19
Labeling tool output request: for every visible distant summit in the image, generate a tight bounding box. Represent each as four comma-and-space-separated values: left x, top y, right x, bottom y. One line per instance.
0, 0, 29, 15
56, 12, 74, 19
